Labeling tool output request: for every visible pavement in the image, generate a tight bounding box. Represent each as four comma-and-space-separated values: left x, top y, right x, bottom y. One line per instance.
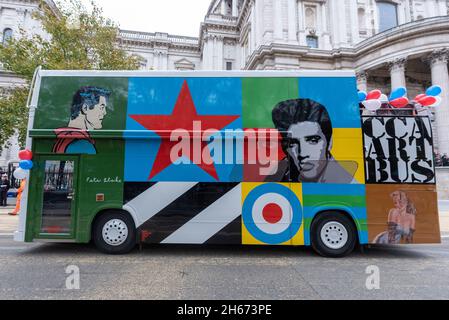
1, 206, 449, 300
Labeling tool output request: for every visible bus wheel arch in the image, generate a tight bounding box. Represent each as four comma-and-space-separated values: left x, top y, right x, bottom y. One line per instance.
91, 209, 137, 254
310, 210, 359, 258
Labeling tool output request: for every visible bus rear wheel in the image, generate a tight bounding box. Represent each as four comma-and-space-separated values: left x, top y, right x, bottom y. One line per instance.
93, 211, 136, 254
311, 212, 357, 258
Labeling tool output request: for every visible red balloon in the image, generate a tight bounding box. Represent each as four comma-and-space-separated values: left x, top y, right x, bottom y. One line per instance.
18, 149, 33, 161
419, 96, 437, 107
367, 90, 382, 100
415, 94, 426, 101
390, 97, 409, 108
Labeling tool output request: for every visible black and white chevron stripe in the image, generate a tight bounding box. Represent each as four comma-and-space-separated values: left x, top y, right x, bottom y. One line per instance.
123, 182, 242, 244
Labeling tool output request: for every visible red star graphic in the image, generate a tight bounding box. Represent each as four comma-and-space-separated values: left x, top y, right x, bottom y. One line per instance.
130, 80, 240, 181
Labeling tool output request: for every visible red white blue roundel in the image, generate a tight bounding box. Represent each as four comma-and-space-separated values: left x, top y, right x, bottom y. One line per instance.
243, 184, 302, 244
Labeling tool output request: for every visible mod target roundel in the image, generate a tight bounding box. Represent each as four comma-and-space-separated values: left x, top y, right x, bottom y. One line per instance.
243, 184, 302, 244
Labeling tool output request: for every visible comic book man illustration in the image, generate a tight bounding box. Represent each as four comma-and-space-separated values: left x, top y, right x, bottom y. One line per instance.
53, 87, 111, 154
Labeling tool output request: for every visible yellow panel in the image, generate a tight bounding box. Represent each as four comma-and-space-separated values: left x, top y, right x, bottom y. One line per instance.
241, 182, 304, 246
331, 128, 365, 184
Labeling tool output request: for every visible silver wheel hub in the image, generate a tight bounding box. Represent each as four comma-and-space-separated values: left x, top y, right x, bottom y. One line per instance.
320, 221, 348, 250
102, 219, 129, 246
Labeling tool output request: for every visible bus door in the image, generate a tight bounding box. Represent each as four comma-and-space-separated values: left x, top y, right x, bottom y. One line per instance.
31, 155, 79, 240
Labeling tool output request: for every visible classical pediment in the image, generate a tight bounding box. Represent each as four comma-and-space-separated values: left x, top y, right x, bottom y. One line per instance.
174, 58, 195, 70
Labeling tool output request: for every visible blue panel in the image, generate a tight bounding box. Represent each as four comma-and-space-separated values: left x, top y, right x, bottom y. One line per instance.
303, 206, 367, 220
298, 77, 361, 128
124, 77, 243, 182
65, 140, 96, 155
303, 183, 366, 196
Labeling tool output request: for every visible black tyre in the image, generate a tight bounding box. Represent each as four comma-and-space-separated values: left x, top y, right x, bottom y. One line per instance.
93, 211, 136, 254
311, 212, 357, 258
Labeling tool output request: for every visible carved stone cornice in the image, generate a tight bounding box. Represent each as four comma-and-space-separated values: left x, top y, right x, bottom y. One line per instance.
224, 38, 237, 46
387, 57, 407, 72
356, 71, 369, 82
203, 34, 225, 42
423, 48, 449, 66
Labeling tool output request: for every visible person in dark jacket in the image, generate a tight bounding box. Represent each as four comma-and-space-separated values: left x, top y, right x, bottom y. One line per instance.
0, 174, 10, 207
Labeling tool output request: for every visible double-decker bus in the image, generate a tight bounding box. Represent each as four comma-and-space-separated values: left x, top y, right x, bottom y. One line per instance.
14, 69, 441, 257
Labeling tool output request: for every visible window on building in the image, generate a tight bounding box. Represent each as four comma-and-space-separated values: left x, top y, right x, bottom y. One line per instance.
306, 35, 318, 48
226, 61, 233, 70
377, 1, 398, 32
2, 28, 13, 45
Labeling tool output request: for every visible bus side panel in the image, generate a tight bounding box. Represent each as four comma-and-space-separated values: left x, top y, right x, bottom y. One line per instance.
125, 182, 242, 245
366, 184, 440, 244
362, 116, 440, 244
77, 138, 126, 243
27, 76, 129, 243
302, 184, 368, 246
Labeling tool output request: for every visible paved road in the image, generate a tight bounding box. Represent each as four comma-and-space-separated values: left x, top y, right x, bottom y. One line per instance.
1, 209, 449, 300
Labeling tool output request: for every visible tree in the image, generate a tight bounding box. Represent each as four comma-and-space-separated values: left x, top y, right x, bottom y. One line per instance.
0, 0, 140, 149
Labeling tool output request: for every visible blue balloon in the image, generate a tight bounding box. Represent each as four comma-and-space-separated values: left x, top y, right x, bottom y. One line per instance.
389, 87, 407, 101
426, 85, 442, 97
358, 91, 367, 102
19, 160, 33, 170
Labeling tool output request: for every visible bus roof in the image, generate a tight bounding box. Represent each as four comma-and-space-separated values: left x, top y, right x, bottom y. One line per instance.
38, 70, 356, 78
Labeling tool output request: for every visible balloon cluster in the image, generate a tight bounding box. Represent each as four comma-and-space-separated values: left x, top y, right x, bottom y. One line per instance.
359, 87, 409, 111
14, 150, 33, 180
413, 85, 442, 107
359, 85, 443, 112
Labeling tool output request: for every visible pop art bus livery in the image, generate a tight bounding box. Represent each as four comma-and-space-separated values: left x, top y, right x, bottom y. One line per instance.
14, 70, 441, 257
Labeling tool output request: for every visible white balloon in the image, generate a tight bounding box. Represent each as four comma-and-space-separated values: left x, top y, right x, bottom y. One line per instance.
363, 99, 382, 111
380, 94, 389, 103
430, 96, 442, 107
13, 168, 27, 180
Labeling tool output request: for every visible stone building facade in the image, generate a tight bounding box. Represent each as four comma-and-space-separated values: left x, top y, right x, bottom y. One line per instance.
2, 0, 449, 166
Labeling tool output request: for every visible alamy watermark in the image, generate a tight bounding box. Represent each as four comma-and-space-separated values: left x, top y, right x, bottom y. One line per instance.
65, 265, 80, 290
365, 265, 380, 290
169, 125, 281, 175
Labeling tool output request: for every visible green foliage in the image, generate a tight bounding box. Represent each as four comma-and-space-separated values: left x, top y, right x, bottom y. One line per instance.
0, 88, 28, 148
0, 0, 139, 149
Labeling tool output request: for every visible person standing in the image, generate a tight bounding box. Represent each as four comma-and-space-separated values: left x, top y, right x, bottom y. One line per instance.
9, 179, 26, 216
0, 174, 10, 207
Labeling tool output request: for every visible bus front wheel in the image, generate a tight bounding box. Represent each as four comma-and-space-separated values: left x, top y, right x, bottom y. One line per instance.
311, 212, 357, 258
93, 211, 136, 254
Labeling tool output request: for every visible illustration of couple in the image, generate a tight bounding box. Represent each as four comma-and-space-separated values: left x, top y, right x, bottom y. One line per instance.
374, 191, 417, 244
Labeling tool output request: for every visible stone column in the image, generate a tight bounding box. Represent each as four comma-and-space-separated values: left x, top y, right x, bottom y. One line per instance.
438, 0, 447, 16
404, 0, 411, 22
232, 0, 238, 17
154, 50, 161, 70
328, 1, 340, 46
163, 52, 168, 70
213, 36, 218, 69
204, 37, 211, 70
388, 57, 407, 89
356, 71, 369, 92
221, 0, 227, 15
427, 49, 449, 155
287, 0, 297, 43
337, 0, 348, 46
321, 2, 331, 49
217, 36, 224, 70
273, 0, 283, 40
250, 6, 257, 51
255, 0, 263, 45
349, 0, 359, 45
